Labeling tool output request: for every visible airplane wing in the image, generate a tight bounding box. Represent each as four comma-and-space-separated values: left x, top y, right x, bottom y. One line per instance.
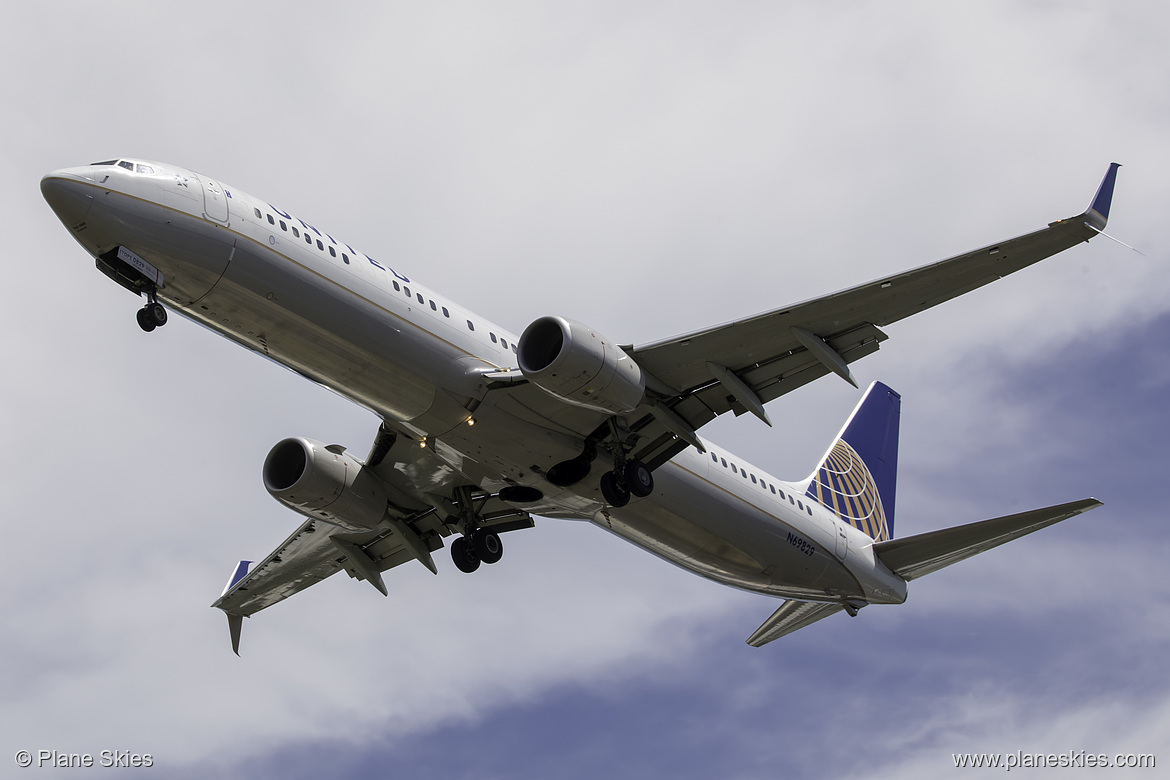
621, 164, 1120, 467
213, 486, 532, 654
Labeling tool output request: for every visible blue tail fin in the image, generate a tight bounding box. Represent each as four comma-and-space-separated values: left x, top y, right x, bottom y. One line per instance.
803, 381, 900, 541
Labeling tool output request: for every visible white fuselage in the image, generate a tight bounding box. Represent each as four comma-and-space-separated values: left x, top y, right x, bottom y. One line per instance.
42, 159, 908, 608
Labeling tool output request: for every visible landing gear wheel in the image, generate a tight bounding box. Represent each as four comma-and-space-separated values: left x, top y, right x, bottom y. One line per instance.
472, 529, 503, 564
451, 536, 481, 573
147, 302, 167, 327
600, 470, 630, 507
624, 460, 653, 497
136, 307, 156, 332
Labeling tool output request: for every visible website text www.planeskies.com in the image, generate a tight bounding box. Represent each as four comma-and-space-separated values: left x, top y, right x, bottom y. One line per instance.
953, 750, 1155, 771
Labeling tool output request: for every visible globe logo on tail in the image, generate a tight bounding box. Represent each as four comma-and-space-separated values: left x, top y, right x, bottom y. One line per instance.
807, 439, 891, 541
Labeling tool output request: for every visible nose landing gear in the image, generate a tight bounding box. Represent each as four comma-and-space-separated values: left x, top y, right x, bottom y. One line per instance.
136, 298, 168, 332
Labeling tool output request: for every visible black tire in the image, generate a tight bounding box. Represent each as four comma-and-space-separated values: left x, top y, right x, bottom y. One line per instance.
473, 529, 503, 564
451, 536, 481, 573
148, 302, 168, 326
600, 470, 630, 507
624, 460, 654, 497
136, 307, 156, 332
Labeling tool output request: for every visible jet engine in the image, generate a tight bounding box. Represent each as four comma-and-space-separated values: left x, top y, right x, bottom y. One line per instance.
517, 316, 646, 415
263, 437, 389, 532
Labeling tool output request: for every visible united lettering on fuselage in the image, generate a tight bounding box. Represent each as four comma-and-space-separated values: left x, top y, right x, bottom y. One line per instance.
41, 157, 1121, 653
263, 201, 410, 283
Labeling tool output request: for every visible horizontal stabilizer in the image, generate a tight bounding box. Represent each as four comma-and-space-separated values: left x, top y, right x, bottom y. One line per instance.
873, 498, 1102, 581
746, 600, 846, 647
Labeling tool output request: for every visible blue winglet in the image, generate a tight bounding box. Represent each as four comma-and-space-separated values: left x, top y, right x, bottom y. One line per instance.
1087, 162, 1121, 223
221, 560, 252, 597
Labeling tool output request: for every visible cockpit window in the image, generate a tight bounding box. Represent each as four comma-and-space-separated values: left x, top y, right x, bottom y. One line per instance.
136, 164, 154, 174
91, 160, 118, 166
118, 161, 134, 171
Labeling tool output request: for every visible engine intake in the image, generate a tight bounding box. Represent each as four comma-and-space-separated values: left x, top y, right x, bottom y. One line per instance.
517, 316, 646, 414
263, 437, 389, 532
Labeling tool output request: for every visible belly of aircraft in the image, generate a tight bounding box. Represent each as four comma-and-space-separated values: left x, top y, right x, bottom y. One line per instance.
592, 461, 864, 600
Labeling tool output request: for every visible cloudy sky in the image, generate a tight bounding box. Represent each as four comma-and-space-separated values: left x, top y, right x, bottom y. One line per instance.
4, 2, 1168, 777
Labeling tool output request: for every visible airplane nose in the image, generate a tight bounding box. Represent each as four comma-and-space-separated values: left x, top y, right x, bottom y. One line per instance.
41, 168, 96, 228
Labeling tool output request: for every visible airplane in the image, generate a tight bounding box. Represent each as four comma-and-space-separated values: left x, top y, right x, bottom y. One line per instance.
41, 158, 1120, 654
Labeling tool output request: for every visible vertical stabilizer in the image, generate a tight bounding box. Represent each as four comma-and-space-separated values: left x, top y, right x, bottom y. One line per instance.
803, 381, 900, 540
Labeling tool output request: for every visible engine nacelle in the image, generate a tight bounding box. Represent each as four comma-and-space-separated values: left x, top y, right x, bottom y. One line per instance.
517, 316, 646, 415
263, 437, 389, 532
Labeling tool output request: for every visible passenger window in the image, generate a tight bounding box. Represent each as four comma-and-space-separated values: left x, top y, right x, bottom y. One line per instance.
292, 227, 300, 238
490, 333, 498, 344
797, 500, 804, 510
430, 301, 437, 311
316, 240, 324, 250
404, 286, 411, 297
393, 281, 401, 292
750, 474, 757, 484
280, 220, 287, 231
467, 321, 475, 331
807, 505, 813, 516
442, 307, 450, 318
789, 496, 795, 505
500, 338, 508, 349
267, 214, 275, 225
416, 293, 424, 304
305, 234, 312, 244
770, 485, 776, 494
721, 458, 727, 467
342, 253, 350, 264
253, 208, 262, 218
711, 453, 718, 462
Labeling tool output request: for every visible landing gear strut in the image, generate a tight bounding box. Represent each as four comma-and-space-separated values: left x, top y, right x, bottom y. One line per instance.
136, 295, 167, 333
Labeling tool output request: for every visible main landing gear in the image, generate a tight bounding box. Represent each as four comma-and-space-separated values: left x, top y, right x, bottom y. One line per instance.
600, 457, 653, 508
545, 418, 655, 509
447, 486, 505, 574
450, 528, 503, 573
136, 296, 168, 333
596, 416, 654, 508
